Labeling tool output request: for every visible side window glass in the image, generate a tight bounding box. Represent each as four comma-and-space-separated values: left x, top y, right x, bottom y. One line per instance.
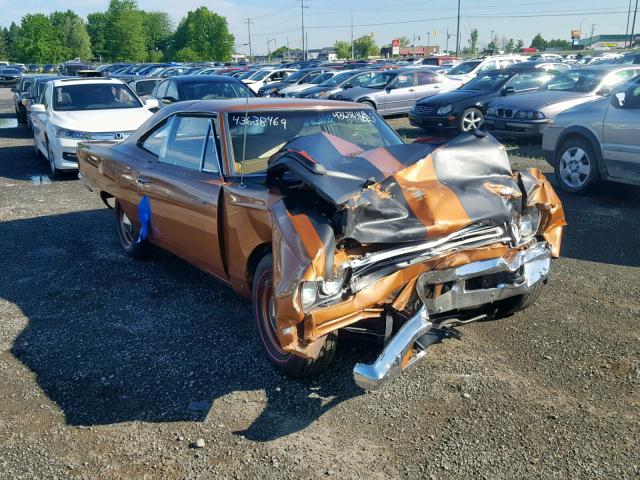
478, 61, 497, 73
353, 73, 372, 86
42, 85, 50, 108
202, 123, 220, 173
394, 73, 415, 88
142, 120, 171, 156
417, 71, 436, 85
155, 80, 168, 98
161, 116, 210, 170
166, 81, 179, 100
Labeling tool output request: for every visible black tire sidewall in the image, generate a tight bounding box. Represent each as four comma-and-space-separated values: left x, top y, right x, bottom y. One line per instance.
555, 138, 599, 194
252, 254, 295, 367
114, 199, 146, 257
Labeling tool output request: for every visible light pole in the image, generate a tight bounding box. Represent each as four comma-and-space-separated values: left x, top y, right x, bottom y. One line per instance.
244, 18, 253, 61
267, 38, 276, 62
455, 0, 461, 55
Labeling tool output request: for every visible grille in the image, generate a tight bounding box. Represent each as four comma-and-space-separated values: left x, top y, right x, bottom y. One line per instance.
414, 105, 435, 114
496, 108, 514, 118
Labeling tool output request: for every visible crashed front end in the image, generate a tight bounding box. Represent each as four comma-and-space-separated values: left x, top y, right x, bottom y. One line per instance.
266, 132, 566, 389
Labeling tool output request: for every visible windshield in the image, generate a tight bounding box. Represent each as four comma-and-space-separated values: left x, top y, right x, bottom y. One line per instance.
0, 68, 20, 75
320, 71, 354, 86
227, 109, 403, 175
237, 70, 256, 80
365, 71, 398, 89
284, 70, 309, 83
180, 80, 254, 100
310, 72, 334, 84
544, 70, 606, 92
250, 70, 271, 81
462, 72, 513, 91
53, 83, 141, 111
448, 61, 481, 75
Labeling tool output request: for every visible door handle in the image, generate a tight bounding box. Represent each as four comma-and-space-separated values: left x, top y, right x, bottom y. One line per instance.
136, 176, 151, 186
409, 88, 415, 92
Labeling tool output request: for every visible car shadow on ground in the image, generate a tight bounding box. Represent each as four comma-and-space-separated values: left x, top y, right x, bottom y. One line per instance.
1, 209, 367, 442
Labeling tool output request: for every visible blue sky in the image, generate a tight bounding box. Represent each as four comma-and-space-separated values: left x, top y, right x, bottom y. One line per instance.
1, 0, 636, 54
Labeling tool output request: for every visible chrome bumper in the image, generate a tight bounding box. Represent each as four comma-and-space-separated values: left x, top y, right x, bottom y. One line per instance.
352, 242, 551, 390
417, 241, 551, 314
353, 306, 432, 390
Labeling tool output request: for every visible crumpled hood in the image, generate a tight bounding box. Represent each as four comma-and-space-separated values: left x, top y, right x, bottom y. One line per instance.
50, 107, 152, 133
491, 90, 592, 111
268, 132, 528, 245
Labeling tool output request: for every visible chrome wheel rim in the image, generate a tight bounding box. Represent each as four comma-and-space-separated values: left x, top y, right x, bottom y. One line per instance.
120, 210, 136, 244
462, 110, 482, 131
559, 147, 590, 188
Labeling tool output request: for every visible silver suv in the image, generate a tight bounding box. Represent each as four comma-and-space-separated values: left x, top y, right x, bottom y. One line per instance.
542, 74, 640, 193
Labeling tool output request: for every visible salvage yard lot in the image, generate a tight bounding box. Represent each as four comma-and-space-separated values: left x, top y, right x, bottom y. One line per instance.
0, 87, 638, 479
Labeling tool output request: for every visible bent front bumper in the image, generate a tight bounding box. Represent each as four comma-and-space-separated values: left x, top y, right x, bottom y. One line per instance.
353, 242, 551, 390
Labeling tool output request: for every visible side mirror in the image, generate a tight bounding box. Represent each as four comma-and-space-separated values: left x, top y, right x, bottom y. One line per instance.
501, 86, 515, 96
344, 83, 353, 89
29, 104, 46, 113
385, 84, 396, 92
597, 85, 613, 96
161, 96, 176, 105
145, 98, 160, 109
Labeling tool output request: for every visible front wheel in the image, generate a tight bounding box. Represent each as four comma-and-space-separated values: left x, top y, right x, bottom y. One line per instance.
47, 139, 60, 180
459, 108, 483, 132
114, 199, 149, 257
495, 281, 544, 317
555, 138, 600, 194
252, 254, 336, 378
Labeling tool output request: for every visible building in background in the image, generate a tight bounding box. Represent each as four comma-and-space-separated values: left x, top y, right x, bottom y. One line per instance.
380, 45, 440, 58
578, 34, 637, 49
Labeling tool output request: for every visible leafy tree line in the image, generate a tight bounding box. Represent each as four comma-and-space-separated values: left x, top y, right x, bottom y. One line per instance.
0, 0, 234, 63
334, 35, 380, 60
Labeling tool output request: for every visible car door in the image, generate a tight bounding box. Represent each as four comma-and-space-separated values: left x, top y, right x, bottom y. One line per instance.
382, 72, 417, 114
414, 70, 444, 102
32, 83, 51, 153
136, 114, 227, 279
151, 80, 169, 107
602, 76, 640, 183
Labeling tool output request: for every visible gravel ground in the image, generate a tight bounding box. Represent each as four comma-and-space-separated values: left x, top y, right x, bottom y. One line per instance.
0, 88, 639, 480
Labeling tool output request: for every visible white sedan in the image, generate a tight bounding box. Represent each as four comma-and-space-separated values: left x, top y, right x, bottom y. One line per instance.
242, 68, 296, 94
30, 78, 158, 178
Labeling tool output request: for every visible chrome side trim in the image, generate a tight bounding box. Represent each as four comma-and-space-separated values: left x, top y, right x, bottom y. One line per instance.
353, 306, 432, 390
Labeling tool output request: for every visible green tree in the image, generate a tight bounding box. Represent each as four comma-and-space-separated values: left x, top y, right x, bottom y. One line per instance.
105, 0, 147, 61
470, 28, 479, 54
353, 35, 379, 59
334, 40, 350, 59
176, 47, 200, 62
173, 7, 234, 61
486, 41, 498, 54
546, 38, 571, 50
515, 39, 524, 51
0, 29, 7, 60
505, 38, 515, 53
5, 23, 21, 61
87, 12, 109, 61
397, 36, 411, 48
143, 11, 172, 60
50, 10, 92, 60
530, 33, 546, 50
14, 14, 66, 63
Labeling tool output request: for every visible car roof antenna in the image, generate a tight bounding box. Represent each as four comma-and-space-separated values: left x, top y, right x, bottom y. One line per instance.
239, 88, 250, 188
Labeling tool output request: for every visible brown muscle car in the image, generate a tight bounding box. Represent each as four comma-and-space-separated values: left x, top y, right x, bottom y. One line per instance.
78, 98, 566, 390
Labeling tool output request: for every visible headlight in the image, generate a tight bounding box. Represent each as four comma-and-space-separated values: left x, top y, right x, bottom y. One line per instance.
514, 110, 545, 120
486, 107, 497, 116
261, 88, 277, 96
436, 104, 453, 116
55, 127, 87, 139
300, 268, 349, 310
519, 207, 541, 240
309, 91, 328, 98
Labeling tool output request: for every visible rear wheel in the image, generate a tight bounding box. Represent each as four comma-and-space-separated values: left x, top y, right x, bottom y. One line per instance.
555, 138, 600, 194
252, 254, 337, 378
358, 100, 376, 110
115, 199, 149, 257
459, 108, 483, 132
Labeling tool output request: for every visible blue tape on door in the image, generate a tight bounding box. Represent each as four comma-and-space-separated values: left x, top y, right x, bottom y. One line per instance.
136, 195, 151, 243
